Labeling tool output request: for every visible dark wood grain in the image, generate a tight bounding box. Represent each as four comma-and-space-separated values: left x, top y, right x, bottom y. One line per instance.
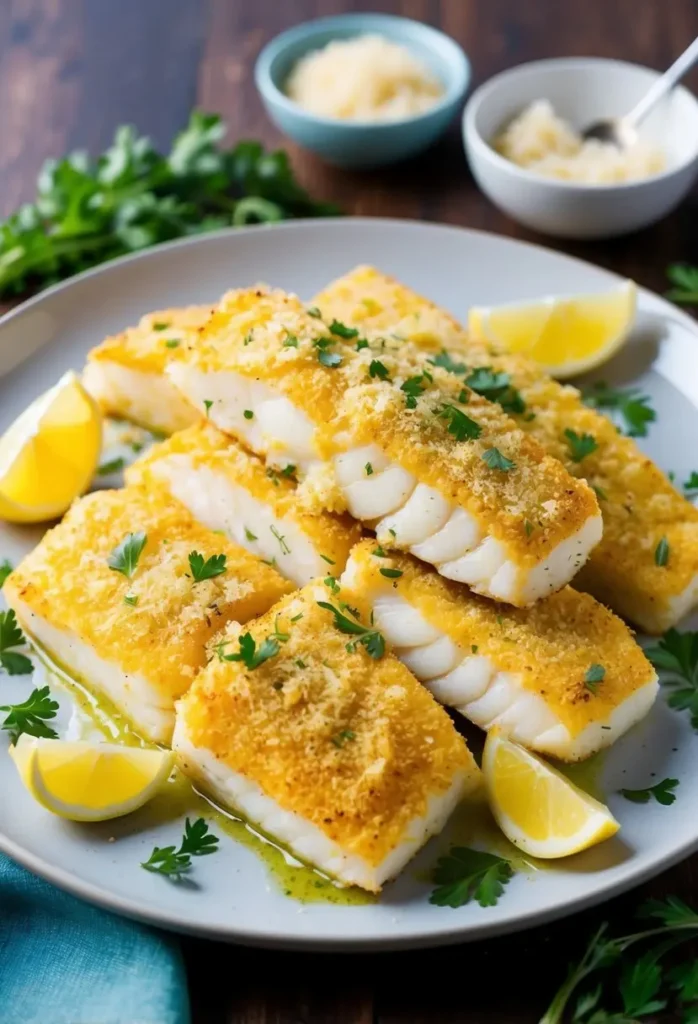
1, 1, 698, 1021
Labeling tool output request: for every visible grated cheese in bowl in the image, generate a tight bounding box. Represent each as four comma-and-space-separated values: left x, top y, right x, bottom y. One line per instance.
493, 100, 666, 184
285, 34, 445, 122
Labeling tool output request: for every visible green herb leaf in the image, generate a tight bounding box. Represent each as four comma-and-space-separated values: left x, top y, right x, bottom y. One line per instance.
188, 550, 227, 583
373, 545, 387, 557
667, 263, 698, 305
618, 949, 667, 1018
328, 319, 358, 339
124, 594, 138, 607
429, 350, 467, 375
583, 382, 656, 438
153, 322, 170, 331
0, 559, 13, 587
96, 456, 126, 476
438, 404, 482, 442
619, 777, 679, 806
164, 339, 180, 349
564, 429, 598, 463
584, 663, 606, 694
317, 601, 385, 659
203, 399, 213, 416
270, 525, 290, 555
331, 728, 355, 748
306, 306, 322, 318
244, 527, 257, 542
655, 536, 670, 567
683, 471, 698, 497
429, 847, 513, 908
243, 409, 254, 419
368, 359, 390, 380
401, 374, 429, 409
218, 632, 279, 670
320, 554, 335, 565
0, 609, 32, 676
0, 685, 59, 741
646, 628, 698, 730
365, 462, 373, 476
107, 531, 147, 579
142, 816, 219, 881
323, 575, 340, 594
282, 334, 298, 348
464, 365, 526, 415
482, 447, 515, 472
379, 567, 403, 579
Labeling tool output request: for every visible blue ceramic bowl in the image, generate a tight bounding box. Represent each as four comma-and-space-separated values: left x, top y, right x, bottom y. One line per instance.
254, 13, 470, 169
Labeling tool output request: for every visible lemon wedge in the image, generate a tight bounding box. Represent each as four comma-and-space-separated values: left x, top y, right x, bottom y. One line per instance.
468, 281, 636, 379
10, 736, 174, 822
0, 371, 102, 524
482, 732, 619, 858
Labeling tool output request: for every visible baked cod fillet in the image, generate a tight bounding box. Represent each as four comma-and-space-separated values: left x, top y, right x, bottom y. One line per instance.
167, 287, 601, 606
341, 540, 658, 762
3, 487, 291, 743
173, 584, 479, 892
126, 422, 362, 585
83, 305, 212, 434
314, 265, 698, 633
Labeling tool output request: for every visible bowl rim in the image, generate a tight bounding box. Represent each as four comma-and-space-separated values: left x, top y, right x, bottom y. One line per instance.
254, 12, 471, 131
463, 56, 698, 192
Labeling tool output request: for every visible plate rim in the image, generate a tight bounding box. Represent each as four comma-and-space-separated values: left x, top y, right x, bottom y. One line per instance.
2, 216, 698, 950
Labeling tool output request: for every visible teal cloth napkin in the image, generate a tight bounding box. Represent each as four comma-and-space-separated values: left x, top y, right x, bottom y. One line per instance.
0, 854, 191, 1024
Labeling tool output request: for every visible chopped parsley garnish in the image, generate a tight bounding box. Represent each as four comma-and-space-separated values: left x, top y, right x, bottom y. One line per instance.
317, 601, 385, 659
373, 545, 387, 557
438, 404, 482, 442
620, 778, 679, 806
564, 429, 598, 463
96, 457, 126, 476
684, 471, 698, 497
244, 527, 257, 542
152, 322, 170, 331
328, 319, 358, 339
583, 382, 656, 438
203, 399, 213, 416
107, 531, 147, 579
365, 462, 373, 476
164, 338, 180, 349
482, 447, 515, 472
271, 615, 290, 643
295, 658, 306, 669
124, 594, 138, 607
401, 373, 430, 409
429, 847, 514, 909
142, 817, 219, 881
243, 331, 253, 346
0, 559, 13, 587
464, 366, 526, 415
320, 554, 335, 565
282, 334, 298, 348
270, 525, 290, 555
379, 567, 403, 579
290, 612, 303, 623
655, 536, 670, 567
584, 663, 606, 693
243, 409, 254, 419
318, 348, 342, 368
666, 263, 698, 305
331, 729, 356, 748
1, 685, 59, 741
356, 338, 369, 351
306, 306, 322, 318
188, 551, 227, 583
217, 632, 279, 670
524, 519, 534, 538
429, 350, 467, 375
323, 575, 340, 594
592, 484, 608, 501
368, 359, 390, 380
646, 628, 698, 729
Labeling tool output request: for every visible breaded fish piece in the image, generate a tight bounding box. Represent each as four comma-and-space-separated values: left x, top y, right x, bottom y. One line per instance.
173, 584, 478, 891
341, 540, 658, 762
167, 287, 601, 606
83, 306, 212, 434
3, 487, 291, 743
126, 422, 362, 585
314, 266, 698, 633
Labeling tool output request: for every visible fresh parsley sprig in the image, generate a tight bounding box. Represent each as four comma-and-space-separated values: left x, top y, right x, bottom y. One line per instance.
465, 366, 526, 415
619, 777, 679, 805
188, 551, 227, 583
107, 531, 147, 579
438, 404, 482, 442
645, 628, 698, 729
429, 847, 514, 908
482, 447, 515, 472
0, 112, 337, 298
142, 817, 219, 881
217, 632, 280, 670
583, 382, 656, 438
0, 560, 12, 587
317, 601, 385, 659
0, 609, 33, 676
564, 429, 598, 463
667, 264, 698, 305
0, 685, 59, 742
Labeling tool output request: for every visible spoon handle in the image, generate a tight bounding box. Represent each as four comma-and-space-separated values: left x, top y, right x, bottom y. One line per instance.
626, 35, 698, 129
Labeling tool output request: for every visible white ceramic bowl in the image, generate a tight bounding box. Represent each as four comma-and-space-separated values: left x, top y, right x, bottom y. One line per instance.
463, 58, 698, 239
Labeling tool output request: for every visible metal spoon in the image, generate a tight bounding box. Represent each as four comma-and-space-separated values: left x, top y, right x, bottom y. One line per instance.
583, 35, 698, 147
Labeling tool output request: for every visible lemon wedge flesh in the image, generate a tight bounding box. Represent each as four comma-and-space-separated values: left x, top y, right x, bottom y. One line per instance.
10, 736, 174, 822
468, 281, 636, 379
482, 732, 619, 859
0, 371, 102, 523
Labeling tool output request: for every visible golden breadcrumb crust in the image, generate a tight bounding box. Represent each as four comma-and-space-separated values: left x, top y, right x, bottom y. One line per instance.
178, 584, 478, 868
345, 540, 656, 737
4, 487, 292, 704
174, 287, 599, 564
314, 266, 698, 632
87, 305, 214, 375
126, 422, 363, 567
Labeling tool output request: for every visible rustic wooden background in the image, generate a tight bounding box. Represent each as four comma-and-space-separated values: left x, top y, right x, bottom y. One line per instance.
2, 1, 698, 1021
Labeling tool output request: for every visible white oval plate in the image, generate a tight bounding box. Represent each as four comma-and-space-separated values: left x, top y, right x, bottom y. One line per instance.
1, 218, 697, 950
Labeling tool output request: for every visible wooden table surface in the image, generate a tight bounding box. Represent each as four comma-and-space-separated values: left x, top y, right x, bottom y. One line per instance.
2, 1, 698, 1021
